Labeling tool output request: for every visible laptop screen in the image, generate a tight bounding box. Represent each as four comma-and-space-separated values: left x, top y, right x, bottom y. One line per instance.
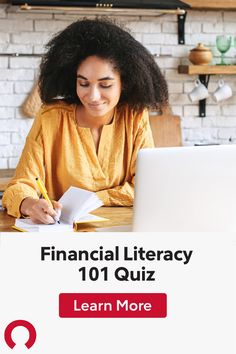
133, 145, 236, 231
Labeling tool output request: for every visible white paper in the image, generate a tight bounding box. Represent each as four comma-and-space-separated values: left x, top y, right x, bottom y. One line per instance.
59, 186, 103, 223
15, 218, 73, 232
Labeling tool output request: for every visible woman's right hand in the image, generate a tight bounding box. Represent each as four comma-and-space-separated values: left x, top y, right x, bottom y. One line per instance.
20, 197, 62, 224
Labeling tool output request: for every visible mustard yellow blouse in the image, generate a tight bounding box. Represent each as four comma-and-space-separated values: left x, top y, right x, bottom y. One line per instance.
3, 102, 154, 217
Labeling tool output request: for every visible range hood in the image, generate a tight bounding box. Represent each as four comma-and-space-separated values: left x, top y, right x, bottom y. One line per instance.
11, 0, 191, 10
11, 0, 189, 45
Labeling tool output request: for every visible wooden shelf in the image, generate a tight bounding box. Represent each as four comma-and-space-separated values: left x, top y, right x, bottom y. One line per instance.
185, 0, 236, 10
178, 65, 236, 75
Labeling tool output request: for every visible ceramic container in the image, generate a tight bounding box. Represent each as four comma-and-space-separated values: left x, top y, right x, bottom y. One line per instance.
188, 43, 213, 65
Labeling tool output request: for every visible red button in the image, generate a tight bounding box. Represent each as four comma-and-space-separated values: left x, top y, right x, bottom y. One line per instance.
59, 293, 167, 318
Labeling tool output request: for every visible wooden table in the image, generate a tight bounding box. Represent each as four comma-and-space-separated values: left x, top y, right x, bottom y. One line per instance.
0, 207, 133, 232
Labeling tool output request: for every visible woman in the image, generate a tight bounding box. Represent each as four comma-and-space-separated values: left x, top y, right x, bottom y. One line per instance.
3, 18, 168, 224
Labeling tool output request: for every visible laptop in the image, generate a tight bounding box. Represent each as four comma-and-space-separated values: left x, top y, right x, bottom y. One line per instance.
133, 145, 236, 232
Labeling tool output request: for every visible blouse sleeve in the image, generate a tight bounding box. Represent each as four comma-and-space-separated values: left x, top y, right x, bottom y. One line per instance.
2, 113, 45, 218
96, 110, 154, 206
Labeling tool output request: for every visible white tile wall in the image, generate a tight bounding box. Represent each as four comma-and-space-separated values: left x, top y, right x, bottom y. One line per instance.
0, 5, 236, 167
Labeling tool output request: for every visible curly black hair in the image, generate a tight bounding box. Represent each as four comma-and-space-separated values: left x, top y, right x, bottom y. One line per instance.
39, 18, 168, 113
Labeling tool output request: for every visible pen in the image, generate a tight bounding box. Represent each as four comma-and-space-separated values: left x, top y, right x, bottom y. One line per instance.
35, 177, 60, 224
12, 225, 27, 232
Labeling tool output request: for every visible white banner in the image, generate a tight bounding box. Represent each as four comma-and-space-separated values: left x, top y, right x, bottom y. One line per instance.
0, 232, 235, 353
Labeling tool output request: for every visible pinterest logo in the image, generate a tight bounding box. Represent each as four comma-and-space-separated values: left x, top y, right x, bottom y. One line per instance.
4, 320, 36, 349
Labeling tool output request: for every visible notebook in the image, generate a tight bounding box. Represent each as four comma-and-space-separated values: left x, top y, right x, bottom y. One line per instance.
13, 218, 73, 232
13, 186, 107, 232
132, 145, 236, 232
59, 186, 105, 223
